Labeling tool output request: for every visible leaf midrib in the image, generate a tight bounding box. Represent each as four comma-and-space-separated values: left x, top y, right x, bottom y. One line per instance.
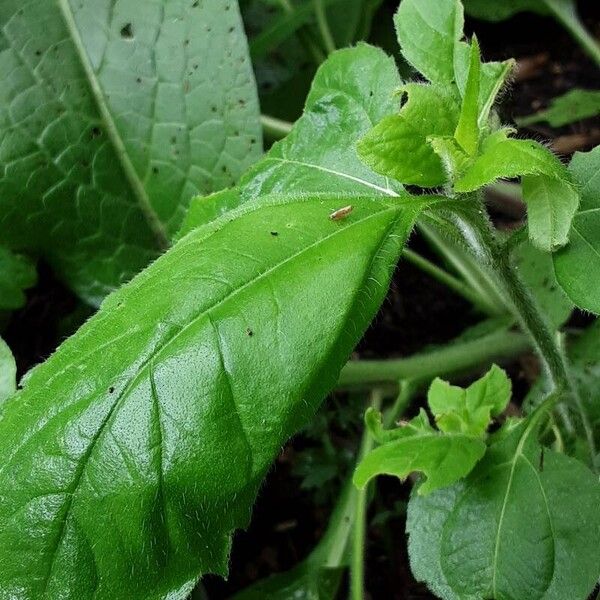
56, 0, 170, 250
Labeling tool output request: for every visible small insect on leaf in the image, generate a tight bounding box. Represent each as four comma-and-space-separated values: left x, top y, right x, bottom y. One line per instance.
329, 205, 353, 221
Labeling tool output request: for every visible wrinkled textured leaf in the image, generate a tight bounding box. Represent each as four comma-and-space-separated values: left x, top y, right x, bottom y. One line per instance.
428, 364, 511, 436
455, 132, 579, 250
407, 417, 600, 600
517, 89, 600, 128
358, 84, 460, 187
0, 246, 36, 311
554, 146, 600, 313
0, 0, 261, 304
0, 193, 424, 599
240, 43, 402, 199
0, 336, 16, 404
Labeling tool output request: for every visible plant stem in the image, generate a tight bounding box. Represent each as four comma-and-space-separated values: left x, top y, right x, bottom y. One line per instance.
313, 0, 337, 54
402, 248, 494, 315
544, 0, 600, 68
338, 324, 529, 389
261, 114, 293, 140
453, 204, 597, 466
350, 389, 383, 600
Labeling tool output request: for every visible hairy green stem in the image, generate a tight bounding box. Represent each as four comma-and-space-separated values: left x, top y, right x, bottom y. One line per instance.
261, 114, 293, 140
313, 0, 337, 54
350, 389, 383, 600
402, 248, 494, 315
338, 325, 529, 389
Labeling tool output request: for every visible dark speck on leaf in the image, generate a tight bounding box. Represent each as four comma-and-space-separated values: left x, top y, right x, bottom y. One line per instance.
270, 231, 278, 237
109, 386, 115, 394
246, 328, 254, 337
120, 23, 134, 39
90, 126, 102, 138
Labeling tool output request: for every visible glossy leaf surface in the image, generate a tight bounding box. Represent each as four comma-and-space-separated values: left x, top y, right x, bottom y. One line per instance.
0, 247, 36, 311
0, 337, 16, 403
554, 146, 600, 313
0, 193, 424, 599
407, 417, 600, 600
0, 0, 260, 303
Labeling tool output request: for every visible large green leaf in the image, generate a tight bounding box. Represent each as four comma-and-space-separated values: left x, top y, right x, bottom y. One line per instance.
240, 43, 402, 199
0, 0, 261, 304
0, 192, 425, 599
407, 417, 600, 600
0, 336, 16, 404
554, 146, 600, 313
0, 246, 36, 311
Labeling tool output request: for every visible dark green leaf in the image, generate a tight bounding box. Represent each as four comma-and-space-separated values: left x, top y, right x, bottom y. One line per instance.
0, 247, 36, 311
554, 145, 600, 313
0, 193, 424, 599
517, 89, 600, 128
463, 0, 548, 21
0, 0, 261, 304
407, 416, 600, 600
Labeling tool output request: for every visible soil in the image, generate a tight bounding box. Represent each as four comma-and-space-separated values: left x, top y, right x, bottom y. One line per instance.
3, 2, 599, 598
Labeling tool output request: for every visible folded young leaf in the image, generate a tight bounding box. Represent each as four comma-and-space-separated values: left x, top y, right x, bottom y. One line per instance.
454, 38, 481, 156
0, 246, 36, 311
240, 44, 402, 200
0, 193, 426, 599
407, 417, 600, 600
0, 336, 16, 404
358, 84, 461, 187
353, 425, 486, 495
428, 364, 511, 436
0, 0, 261, 304
455, 132, 579, 250
554, 145, 600, 313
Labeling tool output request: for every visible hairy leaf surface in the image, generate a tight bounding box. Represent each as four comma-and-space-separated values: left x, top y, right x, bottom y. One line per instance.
554, 146, 600, 313
407, 418, 600, 600
0, 193, 424, 599
0, 0, 260, 303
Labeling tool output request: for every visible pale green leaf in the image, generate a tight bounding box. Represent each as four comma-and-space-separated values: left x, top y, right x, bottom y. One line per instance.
0, 0, 261, 304
554, 145, 600, 313
357, 84, 461, 187
0, 192, 425, 598
517, 89, 600, 128
0, 247, 36, 311
0, 336, 16, 404
427, 136, 471, 181
240, 44, 402, 199
408, 417, 600, 600
353, 428, 486, 495
454, 37, 481, 155
176, 189, 241, 240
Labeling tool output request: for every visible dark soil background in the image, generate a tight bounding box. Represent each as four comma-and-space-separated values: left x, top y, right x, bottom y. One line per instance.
4, 2, 599, 598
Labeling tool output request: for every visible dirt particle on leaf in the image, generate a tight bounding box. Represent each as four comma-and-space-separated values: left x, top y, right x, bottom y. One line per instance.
120, 23, 134, 39
270, 231, 278, 237
246, 328, 254, 337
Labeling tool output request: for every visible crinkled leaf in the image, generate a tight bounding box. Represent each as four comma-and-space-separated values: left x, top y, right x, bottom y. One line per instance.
353, 426, 486, 495
455, 132, 579, 250
517, 89, 600, 128
428, 364, 511, 436
358, 84, 460, 187
365, 407, 435, 445
0, 0, 261, 304
240, 44, 402, 200
0, 193, 425, 599
0, 336, 16, 404
554, 146, 600, 313
0, 246, 36, 311
511, 237, 573, 328
408, 417, 600, 600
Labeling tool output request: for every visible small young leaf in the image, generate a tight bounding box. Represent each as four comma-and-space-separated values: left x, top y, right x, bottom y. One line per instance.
454, 37, 481, 156
408, 417, 600, 600
0, 336, 16, 403
0, 247, 36, 311
517, 89, 600, 128
0, 193, 426, 598
428, 364, 511, 436
554, 145, 600, 313
357, 84, 461, 187
353, 427, 486, 495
